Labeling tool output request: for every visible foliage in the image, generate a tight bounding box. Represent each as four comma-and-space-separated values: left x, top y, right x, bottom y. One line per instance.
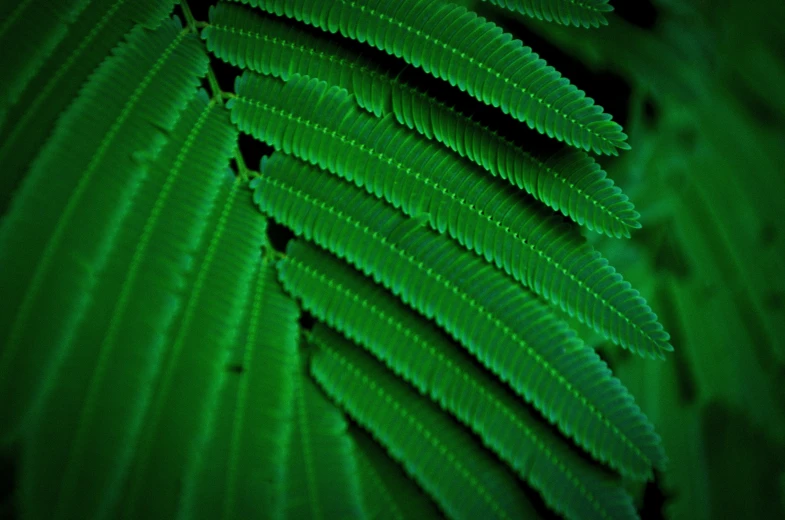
0, 1, 783, 519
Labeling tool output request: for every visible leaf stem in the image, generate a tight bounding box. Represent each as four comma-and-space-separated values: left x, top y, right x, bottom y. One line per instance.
178, 0, 199, 29
180, 0, 251, 182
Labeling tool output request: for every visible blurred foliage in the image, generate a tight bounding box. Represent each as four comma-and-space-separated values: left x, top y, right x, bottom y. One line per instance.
468, 0, 785, 517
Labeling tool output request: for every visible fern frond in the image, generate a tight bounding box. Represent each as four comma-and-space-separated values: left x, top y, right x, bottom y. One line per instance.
307, 326, 539, 520
280, 362, 366, 520
0, 16, 208, 445
0, 0, 88, 126
351, 425, 444, 520
0, 0, 177, 215
205, 2, 638, 237
232, 73, 671, 358
387, 86, 639, 238
117, 131, 271, 520
481, 0, 614, 29
278, 243, 640, 519
253, 153, 666, 479
233, 0, 628, 154
204, 2, 394, 117
178, 258, 301, 520
22, 168, 264, 520
10, 24, 222, 518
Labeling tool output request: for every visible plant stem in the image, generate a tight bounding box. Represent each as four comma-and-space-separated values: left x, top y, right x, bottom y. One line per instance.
180, 0, 253, 181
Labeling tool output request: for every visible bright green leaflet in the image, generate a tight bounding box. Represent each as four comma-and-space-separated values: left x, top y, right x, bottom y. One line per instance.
252, 152, 666, 479
233, 73, 671, 358
307, 326, 540, 520
278, 241, 640, 519
205, 2, 638, 237
350, 425, 444, 520
231, 0, 628, 154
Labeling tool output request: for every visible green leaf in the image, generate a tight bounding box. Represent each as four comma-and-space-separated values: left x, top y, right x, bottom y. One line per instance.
11, 33, 236, 518
350, 425, 444, 520
0, 16, 208, 445
307, 326, 540, 520
204, 1, 393, 117
21, 168, 265, 520
178, 258, 301, 520
232, 0, 628, 154
116, 122, 271, 520
279, 244, 640, 519
279, 363, 366, 520
481, 0, 613, 29
205, 2, 638, 237
0, 0, 178, 215
254, 153, 666, 480
233, 73, 670, 358
0, 0, 90, 125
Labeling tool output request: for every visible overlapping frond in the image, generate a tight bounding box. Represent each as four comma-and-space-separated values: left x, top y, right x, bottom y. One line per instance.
351, 425, 444, 520
118, 160, 269, 519
278, 242, 640, 519
253, 153, 666, 479
307, 325, 539, 520
18, 87, 248, 519
205, 2, 639, 237
232, 0, 628, 154
482, 0, 614, 28
387, 87, 639, 238
232, 73, 671, 358
204, 1, 393, 117
0, 16, 208, 445
179, 258, 301, 520
0, 0, 178, 214
0, 2, 673, 519
280, 362, 366, 520
0, 0, 88, 125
